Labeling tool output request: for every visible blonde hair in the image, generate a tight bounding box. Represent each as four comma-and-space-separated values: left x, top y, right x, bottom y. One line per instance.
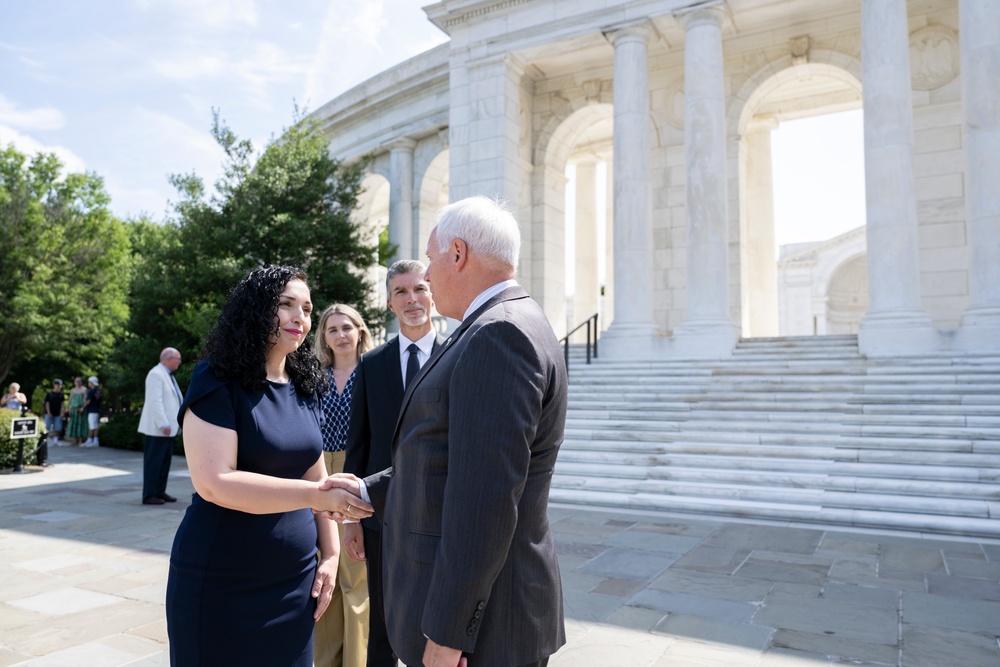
314, 304, 373, 367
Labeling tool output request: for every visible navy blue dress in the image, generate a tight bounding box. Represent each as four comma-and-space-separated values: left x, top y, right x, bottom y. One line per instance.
166, 360, 324, 666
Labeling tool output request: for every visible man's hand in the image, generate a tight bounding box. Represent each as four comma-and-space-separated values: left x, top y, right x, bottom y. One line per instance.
342, 522, 366, 561
314, 473, 373, 522
423, 638, 467, 667
161, 426, 171, 436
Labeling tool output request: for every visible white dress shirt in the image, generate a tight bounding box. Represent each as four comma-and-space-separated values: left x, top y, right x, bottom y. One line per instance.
396, 329, 437, 390
463, 279, 518, 321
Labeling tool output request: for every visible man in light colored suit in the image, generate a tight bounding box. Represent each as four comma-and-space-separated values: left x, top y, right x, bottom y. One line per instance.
328, 196, 568, 667
342, 259, 445, 667
138, 347, 183, 506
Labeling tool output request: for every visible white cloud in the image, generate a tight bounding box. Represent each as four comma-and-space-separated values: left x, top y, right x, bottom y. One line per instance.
0, 124, 87, 174
135, 0, 258, 27
150, 41, 306, 110
0, 94, 65, 131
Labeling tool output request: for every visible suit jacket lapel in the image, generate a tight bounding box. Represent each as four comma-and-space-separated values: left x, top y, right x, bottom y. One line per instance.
382, 337, 404, 410
390, 287, 529, 449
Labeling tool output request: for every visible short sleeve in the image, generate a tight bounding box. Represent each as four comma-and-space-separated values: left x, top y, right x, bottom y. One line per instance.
188, 384, 237, 430
179, 359, 237, 431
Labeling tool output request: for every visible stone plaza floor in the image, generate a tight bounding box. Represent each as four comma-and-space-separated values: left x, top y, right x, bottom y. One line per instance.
1, 446, 999, 666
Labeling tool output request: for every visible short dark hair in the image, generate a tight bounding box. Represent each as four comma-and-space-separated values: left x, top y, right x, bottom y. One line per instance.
202, 265, 324, 394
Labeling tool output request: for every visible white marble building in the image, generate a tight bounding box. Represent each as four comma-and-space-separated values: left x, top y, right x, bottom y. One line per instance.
311, 0, 1000, 358
777, 227, 868, 336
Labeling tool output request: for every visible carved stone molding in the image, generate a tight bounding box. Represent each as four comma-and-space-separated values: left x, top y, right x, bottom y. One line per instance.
909, 24, 959, 91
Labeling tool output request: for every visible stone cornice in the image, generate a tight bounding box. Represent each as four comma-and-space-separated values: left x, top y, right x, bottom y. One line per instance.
779, 225, 866, 264
425, 0, 536, 33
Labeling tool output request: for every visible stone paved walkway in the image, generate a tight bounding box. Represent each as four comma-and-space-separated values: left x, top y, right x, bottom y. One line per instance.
2, 446, 999, 666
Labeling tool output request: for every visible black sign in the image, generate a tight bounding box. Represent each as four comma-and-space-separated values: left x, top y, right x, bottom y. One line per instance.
10, 417, 38, 439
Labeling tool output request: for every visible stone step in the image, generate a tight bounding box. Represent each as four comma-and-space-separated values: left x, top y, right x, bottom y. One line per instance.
556, 457, 1000, 487
563, 427, 998, 453
568, 412, 1000, 433
548, 488, 1000, 539
566, 399, 1000, 416
551, 474, 996, 516
566, 417, 1000, 439
557, 447, 1000, 474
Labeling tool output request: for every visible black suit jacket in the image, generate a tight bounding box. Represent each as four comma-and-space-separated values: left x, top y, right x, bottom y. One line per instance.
365, 286, 568, 667
344, 333, 444, 531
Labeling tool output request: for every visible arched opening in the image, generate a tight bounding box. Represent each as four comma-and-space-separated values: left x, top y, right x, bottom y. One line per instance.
826, 254, 868, 334
416, 148, 449, 259
355, 172, 391, 307
534, 102, 613, 340
735, 60, 865, 338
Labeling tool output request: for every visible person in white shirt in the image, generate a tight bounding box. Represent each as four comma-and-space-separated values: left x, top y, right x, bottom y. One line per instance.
137, 347, 184, 505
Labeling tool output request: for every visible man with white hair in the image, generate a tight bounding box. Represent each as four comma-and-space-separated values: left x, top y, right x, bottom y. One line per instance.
328, 196, 568, 667
138, 348, 184, 504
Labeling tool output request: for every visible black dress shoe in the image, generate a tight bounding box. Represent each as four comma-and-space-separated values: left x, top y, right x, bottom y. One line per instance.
158, 493, 177, 502
143, 496, 166, 505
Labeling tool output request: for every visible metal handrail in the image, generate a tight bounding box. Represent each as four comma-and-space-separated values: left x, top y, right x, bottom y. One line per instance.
559, 313, 598, 375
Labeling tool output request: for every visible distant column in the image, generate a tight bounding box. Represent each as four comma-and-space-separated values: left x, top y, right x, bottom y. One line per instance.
671, 2, 738, 356
601, 21, 659, 358
857, 0, 938, 354
957, 0, 1000, 350
388, 138, 416, 264
744, 122, 778, 337
574, 160, 600, 340
603, 159, 615, 330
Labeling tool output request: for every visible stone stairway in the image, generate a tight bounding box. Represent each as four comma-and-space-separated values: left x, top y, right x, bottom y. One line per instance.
553, 335, 1000, 538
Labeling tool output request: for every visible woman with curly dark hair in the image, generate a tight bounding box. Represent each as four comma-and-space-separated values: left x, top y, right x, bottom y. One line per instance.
165, 265, 373, 667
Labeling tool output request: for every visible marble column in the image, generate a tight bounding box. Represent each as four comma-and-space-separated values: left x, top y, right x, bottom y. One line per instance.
602, 21, 659, 358
958, 0, 1000, 350
388, 138, 416, 264
744, 122, 778, 337
857, 0, 938, 354
574, 160, 600, 341
603, 159, 615, 330
671, 2, 738, 356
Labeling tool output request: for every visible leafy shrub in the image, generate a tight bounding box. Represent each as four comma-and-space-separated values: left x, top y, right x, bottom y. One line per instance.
99, 410, 183, 456
98, 410, 143, 451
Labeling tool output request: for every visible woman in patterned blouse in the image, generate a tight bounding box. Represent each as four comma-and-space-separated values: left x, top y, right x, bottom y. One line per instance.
313, 303, 374, 667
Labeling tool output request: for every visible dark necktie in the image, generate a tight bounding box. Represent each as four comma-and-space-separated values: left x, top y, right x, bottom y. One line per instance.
405, 343, 420, 389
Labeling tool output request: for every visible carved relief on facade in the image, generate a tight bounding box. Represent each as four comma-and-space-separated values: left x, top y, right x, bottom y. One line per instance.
909, 24, 959, 91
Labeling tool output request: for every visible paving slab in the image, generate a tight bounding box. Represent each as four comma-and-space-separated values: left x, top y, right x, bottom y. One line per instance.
900, 624, 1000, 667
4, 447, 1000, 667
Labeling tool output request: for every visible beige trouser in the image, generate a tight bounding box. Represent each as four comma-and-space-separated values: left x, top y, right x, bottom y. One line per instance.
314, 450, 370, 667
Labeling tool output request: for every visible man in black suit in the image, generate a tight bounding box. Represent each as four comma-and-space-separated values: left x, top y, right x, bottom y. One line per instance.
327, 196, 568, 667
343, 259, 444, 667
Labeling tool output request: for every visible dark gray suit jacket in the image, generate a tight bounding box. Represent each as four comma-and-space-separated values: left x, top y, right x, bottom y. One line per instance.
365, 286, 568, 667
344, 333, 444, 531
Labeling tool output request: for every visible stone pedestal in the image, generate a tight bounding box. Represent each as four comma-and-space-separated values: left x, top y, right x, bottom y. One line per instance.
857, 0, 939, 355
601, 21, 659, 358
957, 0, 1000, 351
671, 3, 739, 358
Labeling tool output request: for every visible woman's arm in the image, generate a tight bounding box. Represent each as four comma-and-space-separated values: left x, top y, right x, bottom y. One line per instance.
182, 408, 359, 516
305, 454, 341, 619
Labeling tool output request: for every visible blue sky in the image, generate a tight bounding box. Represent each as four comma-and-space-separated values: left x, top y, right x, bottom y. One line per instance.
1, 1, 448, 219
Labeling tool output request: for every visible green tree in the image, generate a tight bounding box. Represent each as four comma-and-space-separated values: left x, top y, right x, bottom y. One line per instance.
108, 111, 380, 405
0, 145, 131, 390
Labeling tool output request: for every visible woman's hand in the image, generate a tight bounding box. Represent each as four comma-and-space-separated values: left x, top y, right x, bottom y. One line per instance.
311, 555, 339, 621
